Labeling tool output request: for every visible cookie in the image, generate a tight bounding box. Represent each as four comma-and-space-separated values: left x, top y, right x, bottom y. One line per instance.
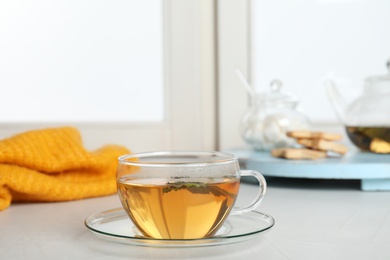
287, 130, 342, 141
271, 148, 327, 160
297, 138, 348, 155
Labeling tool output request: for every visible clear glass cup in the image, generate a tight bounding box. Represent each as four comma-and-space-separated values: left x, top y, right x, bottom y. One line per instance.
116, 151, 267, 239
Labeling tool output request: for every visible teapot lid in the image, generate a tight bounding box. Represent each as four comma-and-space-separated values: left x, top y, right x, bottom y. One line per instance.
258, 80, 299, 106
365, 59, 390, 83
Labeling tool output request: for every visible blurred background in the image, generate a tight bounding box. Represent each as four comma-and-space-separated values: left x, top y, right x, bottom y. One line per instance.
1, 0, 389, 152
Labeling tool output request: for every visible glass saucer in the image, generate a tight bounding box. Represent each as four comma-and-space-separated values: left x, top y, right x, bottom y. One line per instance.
84, 208, 275, 248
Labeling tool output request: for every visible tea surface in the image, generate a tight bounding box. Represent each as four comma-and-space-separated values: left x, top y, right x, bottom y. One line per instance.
117, 177, 239, 239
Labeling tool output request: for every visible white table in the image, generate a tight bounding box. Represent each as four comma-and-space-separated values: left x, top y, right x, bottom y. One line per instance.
1, 179, 390, 259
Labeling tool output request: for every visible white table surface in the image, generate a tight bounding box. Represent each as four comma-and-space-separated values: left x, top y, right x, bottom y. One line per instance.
1, 178, 390, 260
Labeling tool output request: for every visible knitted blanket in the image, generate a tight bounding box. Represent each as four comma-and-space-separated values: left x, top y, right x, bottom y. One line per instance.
0, 127, 130, 210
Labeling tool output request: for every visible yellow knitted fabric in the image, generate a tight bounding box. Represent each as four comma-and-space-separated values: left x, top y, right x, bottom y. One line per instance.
0, 127, 131, 211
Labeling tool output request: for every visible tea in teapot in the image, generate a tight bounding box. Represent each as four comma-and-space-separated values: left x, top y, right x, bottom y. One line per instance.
345, 126, 390, 154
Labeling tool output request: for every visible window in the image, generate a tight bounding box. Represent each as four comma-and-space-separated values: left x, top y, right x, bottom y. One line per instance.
0, 0, 217, 152
1, 0, 164, 122
251, 0, 390, 123
217, 0, 390, 150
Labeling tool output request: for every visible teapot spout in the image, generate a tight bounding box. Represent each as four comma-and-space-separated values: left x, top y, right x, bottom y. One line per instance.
324, 78, 347, 123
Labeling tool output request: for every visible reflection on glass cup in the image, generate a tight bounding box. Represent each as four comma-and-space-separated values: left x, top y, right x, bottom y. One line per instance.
116, 151, 267, 239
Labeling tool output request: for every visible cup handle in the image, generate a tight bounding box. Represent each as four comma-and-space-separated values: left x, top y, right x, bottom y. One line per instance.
230, 170, 267, 215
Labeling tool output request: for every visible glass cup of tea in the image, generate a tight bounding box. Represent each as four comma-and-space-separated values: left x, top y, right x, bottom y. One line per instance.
116, 151, 267, 240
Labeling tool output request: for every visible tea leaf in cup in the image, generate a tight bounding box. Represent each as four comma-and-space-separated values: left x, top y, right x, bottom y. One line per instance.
163, 181, 236, 199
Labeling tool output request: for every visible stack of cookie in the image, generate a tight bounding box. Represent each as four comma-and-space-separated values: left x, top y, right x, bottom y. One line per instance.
271, 130, 348, 160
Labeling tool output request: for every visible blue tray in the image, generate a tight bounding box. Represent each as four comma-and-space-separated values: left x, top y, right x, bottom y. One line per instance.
230, 148, 390, 191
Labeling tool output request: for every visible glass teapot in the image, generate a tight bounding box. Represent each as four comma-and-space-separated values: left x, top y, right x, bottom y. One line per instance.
240, 80, 311, 151
325, 60, 390, 153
